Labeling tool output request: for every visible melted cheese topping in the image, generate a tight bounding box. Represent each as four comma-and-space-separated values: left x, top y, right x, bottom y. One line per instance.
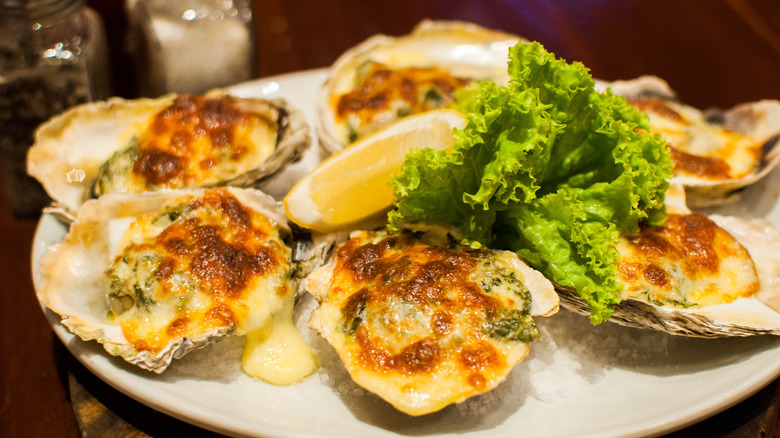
105, 189, 296, 363
332, 62, 472, 143
96, 95, 277, 194
617, 213, 759, 308
628, 98, 762, 180
242, 307, 317, 386
308, 230, 539, 416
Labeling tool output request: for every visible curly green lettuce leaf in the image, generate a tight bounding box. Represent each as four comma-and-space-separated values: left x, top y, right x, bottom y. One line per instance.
388, 41, 672, 324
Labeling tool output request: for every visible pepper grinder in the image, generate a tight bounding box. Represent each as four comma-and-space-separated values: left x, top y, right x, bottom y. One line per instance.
0, 0, 111, 216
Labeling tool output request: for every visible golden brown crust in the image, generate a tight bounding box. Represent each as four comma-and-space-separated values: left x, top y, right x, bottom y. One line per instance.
669, 147, 733, 180
627, 97, 763, 181
328, 232, 520, 379
627, 214, 730, 276
133, 95, 274, 187
619, 213, 760, 308
306, 228, 559, 414
112, 188, 286, 353
334, 63, 471, 126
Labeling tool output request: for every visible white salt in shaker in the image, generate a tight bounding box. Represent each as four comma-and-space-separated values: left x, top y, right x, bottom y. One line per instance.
127, 0, 256, 96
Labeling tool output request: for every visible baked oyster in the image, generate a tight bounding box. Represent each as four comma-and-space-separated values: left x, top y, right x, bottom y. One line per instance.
597, 75, 780, 207
27, 92, 311, 214
556, 187, 780, 337
306, 227, 559, 415
317, 19, 524, 154
36, 187, 316, 382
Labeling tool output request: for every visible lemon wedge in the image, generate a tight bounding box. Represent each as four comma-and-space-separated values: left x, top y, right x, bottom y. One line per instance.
285, 109, 467, 232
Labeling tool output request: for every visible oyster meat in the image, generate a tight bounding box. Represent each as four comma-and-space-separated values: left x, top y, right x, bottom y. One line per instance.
556, 187, 780, 337
317, 19, 524, 154
306, 227, 559, 416
36, 187, 316, 381
27, 91, 311, 214
597, 75, 780, 207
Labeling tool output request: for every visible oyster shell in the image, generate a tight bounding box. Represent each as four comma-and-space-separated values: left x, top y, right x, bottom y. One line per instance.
36, 187, 314, 373
27, 91, 311, 214
556, 187, 780, 337
317, 19, 524, 154
597, 75, 780, 207
305, 226, 558, 416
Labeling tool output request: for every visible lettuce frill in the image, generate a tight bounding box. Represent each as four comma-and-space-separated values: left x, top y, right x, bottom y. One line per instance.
388, 42, 672, 324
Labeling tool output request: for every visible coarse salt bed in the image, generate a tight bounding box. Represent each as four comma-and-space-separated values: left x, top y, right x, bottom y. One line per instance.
166, 300, 711, 419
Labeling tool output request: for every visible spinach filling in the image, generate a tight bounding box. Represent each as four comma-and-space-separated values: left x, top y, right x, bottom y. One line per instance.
92, 138, 139, 197
478, 257, 538, 343
482, 308, 539, 343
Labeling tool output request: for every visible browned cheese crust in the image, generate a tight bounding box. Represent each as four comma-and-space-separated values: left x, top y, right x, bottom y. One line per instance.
618, 213, 759, 308
107, 188, 288, 353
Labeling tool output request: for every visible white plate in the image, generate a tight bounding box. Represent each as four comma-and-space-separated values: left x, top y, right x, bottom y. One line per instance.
31, 69, 780, 438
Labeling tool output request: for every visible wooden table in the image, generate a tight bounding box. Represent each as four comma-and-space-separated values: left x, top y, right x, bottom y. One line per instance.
2, 0, 780, 436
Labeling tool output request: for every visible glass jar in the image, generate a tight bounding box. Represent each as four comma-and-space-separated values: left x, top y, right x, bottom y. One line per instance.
0, 0, 111, 217
127, 0, 256, 97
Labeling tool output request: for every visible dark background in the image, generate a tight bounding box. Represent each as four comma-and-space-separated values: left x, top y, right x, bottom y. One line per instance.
92, 0, 780, 109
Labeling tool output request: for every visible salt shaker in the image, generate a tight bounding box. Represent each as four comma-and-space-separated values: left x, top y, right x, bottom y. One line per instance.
127, 0, 256, 97
0, 0, 111, 217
